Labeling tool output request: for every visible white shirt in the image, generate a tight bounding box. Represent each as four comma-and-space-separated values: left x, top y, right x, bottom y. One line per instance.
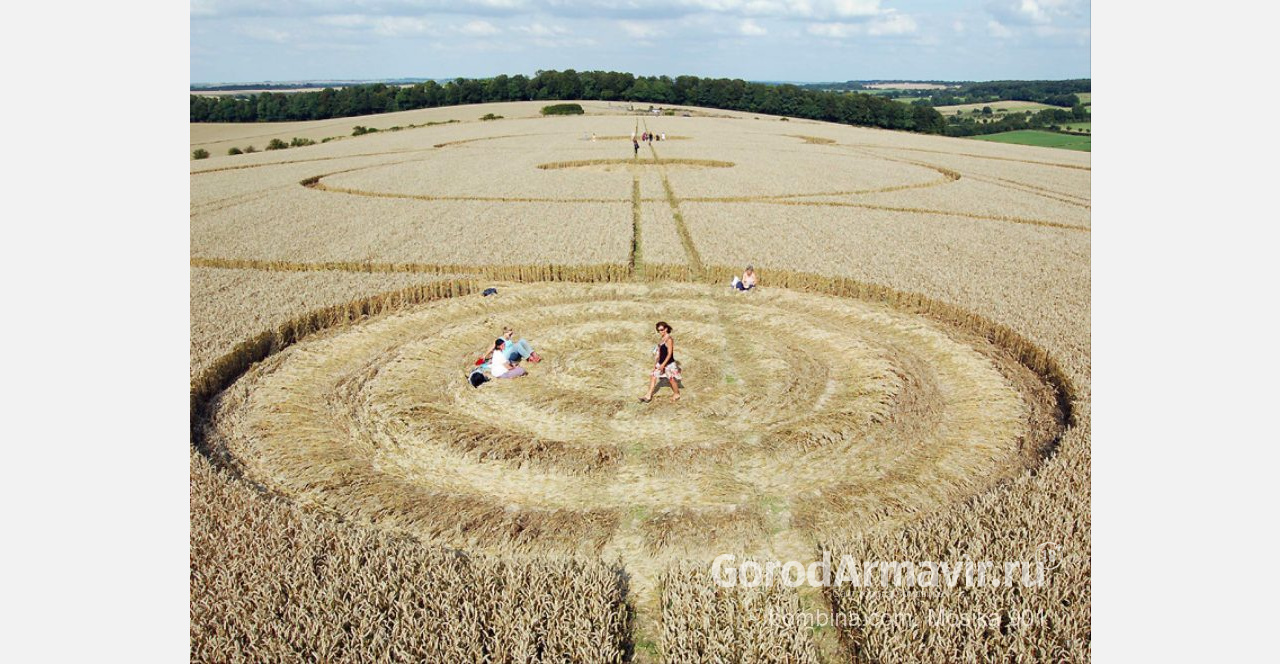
489, 348, 510, 377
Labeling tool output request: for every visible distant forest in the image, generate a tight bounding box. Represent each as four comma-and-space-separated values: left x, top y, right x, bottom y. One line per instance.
800, 79, 1091, 108
189, 70, 949, 134
796, 79, 1091, 138
192, 79, 435, 92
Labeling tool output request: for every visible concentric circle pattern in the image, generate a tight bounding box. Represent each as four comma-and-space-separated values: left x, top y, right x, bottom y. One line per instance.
207, 281, 1060, 577
535, 158, 735, 171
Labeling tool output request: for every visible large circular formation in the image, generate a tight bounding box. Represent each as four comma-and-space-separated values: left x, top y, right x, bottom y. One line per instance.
205, 281, 1062, 581
190, 117, 1090, 285
191, 111, 1088, 660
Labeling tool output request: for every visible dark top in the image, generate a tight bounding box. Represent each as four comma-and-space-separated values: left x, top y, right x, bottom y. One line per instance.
657, 339, 675, 365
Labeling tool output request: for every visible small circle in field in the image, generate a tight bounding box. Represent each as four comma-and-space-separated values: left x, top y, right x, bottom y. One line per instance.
206, 282, 1062, 571
593, 135, 692, 141
536, 158, 735, 171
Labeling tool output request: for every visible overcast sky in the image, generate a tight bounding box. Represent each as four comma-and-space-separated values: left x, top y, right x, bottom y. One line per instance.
191, 0, 1090, 84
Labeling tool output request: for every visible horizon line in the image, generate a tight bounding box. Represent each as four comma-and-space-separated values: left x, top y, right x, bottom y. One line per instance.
191, 75, 1092, 87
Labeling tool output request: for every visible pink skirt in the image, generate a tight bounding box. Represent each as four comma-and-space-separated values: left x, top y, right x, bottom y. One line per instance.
652, 362, 681, 380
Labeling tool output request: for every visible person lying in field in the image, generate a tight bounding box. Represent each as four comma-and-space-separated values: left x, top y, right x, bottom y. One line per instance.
469, 363, 490, 388
475, 327, 541, 367
498, 327, 541, 364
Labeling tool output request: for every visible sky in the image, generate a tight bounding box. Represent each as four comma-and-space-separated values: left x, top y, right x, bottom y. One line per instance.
190, 0, 1090, 84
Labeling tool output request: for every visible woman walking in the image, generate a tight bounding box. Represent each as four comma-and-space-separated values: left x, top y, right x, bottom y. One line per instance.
640, 321, 681, 403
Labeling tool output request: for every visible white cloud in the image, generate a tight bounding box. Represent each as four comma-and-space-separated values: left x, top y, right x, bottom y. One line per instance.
805, 11, 915, 39
294, 41, 370, 53
533, 36, 600, 48
827, 0, 882, 18
235, 25, 290, 43
913, 31, 940, 47
469, 0, 530, 8
680, 0, 883, 19
197, 1, 535, 17
1030, 23, 1090, 40
739, 19, 767, 36
376, 17, 431, 36
617, 20, 659, 39
315, 14, 369, 28
313, 14, 432, 37
806, 22, 855, 38
1015, 0, 1078, 24
516, 22, 568, 37
195, 0, 896, 21
866, 13, 916, 36
979, 0, 1088, 42
190, 0, 220, 18
512, 21, 589, 46
459, 19, 500, 35
987, 0, 1084, 26
194, 0, 1090, 82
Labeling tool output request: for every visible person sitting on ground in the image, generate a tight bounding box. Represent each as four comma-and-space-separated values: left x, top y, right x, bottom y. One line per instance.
640, 321, 681, 403
488, 338, 527, 379
731, 265, 757, 291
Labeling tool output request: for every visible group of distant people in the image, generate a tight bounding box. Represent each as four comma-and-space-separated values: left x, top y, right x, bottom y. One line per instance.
632, 130, 666, 155
468, 266, 760, 402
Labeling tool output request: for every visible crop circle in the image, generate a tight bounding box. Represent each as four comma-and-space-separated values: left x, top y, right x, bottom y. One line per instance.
535, 158, 735, 171
205, 281, 1062, 580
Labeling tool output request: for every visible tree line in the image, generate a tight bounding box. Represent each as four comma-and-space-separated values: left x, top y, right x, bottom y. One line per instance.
800, 79, 1090, 110
944, 103, 1090, 137
192, 78, 432, 92
946, 79, 1089, 107
189, 70, 947, 134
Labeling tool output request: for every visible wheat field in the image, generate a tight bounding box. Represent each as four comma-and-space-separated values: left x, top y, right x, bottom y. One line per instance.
191, 100, 1090, 662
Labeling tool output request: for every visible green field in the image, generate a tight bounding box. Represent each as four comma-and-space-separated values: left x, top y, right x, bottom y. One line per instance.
934, 100, 1066, 116
969, 130, 1091, 152
1060, 122, 1091, 133
1076, 92, 1091, 104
